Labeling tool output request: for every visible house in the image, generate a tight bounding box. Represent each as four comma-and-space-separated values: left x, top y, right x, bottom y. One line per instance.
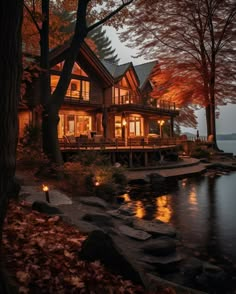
19, 42, 179, 145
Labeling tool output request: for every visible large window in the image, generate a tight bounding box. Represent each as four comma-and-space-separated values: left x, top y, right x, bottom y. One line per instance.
112, 77, 137, 104
51, 62, 90, 100
114, 115, 144, 138
128, 115, 143, 137
58, 114, 91, 138
51, 76, 90, 100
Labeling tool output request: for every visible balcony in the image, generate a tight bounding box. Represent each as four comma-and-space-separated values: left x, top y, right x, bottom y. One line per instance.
111, 95, 178, 115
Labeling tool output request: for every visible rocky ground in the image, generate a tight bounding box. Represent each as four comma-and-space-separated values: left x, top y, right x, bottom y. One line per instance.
11, 157, 236, 293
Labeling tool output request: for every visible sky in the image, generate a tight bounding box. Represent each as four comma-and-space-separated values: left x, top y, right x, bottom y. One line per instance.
105, 26, 236, 136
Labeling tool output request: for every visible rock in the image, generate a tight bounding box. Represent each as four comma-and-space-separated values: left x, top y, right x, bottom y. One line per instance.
139, 252, 184, 273
32, 201, 63, 215
82, 212, 113, 227
79, 196, 108, 209
107, 209, 134, 222
141, 237, 176, 256
118, 225, 152, 241
80, 230, 144, 285
196, 262, 227, 290
148, 173, 166, 183
118, 203, 137, 216
181, 257, 203, 279
133, 219, 176, 237
76, 220, 103, 234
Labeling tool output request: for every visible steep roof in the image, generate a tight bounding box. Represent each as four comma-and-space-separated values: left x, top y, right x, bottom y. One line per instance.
49, 41, 114, 87
101, 60, 132, 80
134, 61, 157, 89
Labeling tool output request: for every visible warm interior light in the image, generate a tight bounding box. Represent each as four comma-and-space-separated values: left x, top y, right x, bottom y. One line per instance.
158, 120, 165, 126
95, 181, 100, 186
42, 184, 49, 192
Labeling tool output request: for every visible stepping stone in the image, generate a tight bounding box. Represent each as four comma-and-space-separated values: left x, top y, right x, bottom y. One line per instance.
79, 197, 108, 209
107, 210, 134, 222
139, 252, 183, 273
118, 225, 151, 241
140, 252, 183, 265
141, 237, 176, 256
76, 220, 103, 234
118, 203, 137, 216
82, 212, 113, 227
133, 219, 176, 237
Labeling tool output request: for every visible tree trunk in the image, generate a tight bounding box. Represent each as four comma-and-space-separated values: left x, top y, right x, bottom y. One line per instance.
0, 0, 23, 291
205, 104, 211, 137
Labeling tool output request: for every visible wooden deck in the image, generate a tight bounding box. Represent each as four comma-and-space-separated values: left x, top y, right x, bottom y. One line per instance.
60, 137, 183, 168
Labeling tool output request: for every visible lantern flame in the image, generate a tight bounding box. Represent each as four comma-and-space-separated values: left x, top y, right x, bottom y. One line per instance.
42, 184, 49, 192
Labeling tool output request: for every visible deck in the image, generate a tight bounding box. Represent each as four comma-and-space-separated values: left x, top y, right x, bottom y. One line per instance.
60, 137, 183, 168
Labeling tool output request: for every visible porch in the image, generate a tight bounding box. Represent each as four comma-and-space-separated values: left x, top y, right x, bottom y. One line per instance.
60, 136, 184, 168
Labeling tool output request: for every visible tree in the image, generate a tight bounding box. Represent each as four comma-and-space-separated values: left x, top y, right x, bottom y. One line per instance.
0, 0, 23, 292
88, 26, 120, 63
121, 0, 236, 148
23, 0, 133, 165
56, 10, 120, 63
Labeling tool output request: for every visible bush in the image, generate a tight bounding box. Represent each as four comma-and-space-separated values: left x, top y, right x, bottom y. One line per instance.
61, 156, 128, 201
191, 147, 210, 159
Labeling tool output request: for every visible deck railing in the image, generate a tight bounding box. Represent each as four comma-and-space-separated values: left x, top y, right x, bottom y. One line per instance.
59, 136, 183, 150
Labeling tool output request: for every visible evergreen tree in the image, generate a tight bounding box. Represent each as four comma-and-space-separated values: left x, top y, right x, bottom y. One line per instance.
87, 26, 120, 64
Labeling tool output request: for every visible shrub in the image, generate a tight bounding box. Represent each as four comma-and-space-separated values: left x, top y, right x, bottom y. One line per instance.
191, 147, 210, 159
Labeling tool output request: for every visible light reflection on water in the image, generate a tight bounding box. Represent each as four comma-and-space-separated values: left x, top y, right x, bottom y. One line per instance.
155, 195, 172, 223
125, 172, 236, 277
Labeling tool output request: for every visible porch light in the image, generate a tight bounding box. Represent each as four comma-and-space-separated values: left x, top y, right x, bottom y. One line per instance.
158, 120, 165, 138
95, 181, 100, 186
122, 118, 127, 126
42, 184, 50, 203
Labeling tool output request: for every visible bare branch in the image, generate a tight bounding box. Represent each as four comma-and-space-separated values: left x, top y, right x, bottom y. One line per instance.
23, 2, 41, 33
88, 0, 133, 32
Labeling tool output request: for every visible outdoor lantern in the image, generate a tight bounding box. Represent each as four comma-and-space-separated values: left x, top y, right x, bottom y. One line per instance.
158, 120, 165, 137
42, 184, 50, 203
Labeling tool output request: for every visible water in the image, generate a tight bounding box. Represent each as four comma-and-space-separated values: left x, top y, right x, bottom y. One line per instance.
126, 172, 236, 291
217, 140, 236, 155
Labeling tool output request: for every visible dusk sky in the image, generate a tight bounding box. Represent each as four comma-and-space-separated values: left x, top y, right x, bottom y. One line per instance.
106, 27, 236, 136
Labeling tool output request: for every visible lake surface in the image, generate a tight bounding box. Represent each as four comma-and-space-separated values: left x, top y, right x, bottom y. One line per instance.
217, 140, 236, 155
126, 172, 236, 290
124, 143, 236, 291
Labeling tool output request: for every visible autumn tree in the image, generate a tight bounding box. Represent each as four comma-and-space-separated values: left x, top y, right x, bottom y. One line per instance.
0, 0, 23, 292
23, 0, 133, 165
121, 0, 236, 147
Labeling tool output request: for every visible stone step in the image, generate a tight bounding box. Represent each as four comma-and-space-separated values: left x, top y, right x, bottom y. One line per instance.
132, 219, 176, 237
139, 252, 184, 273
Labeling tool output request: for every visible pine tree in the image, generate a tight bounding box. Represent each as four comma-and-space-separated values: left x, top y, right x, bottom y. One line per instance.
87, 26, 120, 64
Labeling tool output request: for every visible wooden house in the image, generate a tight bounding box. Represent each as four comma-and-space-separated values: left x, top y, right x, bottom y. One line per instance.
19, 42, 179, 145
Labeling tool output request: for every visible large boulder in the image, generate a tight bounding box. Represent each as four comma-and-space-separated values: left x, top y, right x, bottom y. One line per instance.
80, 230, 144, 285
141, 237, 177, 256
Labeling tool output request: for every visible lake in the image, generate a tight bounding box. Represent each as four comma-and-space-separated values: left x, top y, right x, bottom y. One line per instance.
217, 140, 236, 155
124, 141, 236, 292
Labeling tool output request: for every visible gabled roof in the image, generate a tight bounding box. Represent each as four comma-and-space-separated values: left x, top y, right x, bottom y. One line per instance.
101, 60, 131, 79
134, 61, 157, 89
49, 41, 114, 87
101, 60, 140, 88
